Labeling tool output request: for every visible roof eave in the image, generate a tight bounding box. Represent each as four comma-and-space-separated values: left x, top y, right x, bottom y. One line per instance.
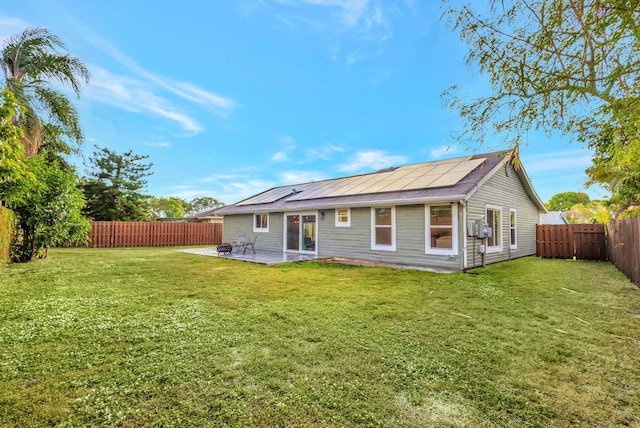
216, 194, 469, 215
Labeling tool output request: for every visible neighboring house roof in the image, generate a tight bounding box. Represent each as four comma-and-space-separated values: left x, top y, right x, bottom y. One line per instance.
186, 208, 223, 220
540, 211, 568, 224
215, 151, 547, 215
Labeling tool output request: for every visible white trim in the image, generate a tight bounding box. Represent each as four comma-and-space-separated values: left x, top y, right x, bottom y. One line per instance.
253, 213, 269, 233
514, 163, 547, 212
509, 208, 517, 250
335, 208, 351, 227
224, 195, 468, 215
485, 204, 503, 254
425, 204, 458, 256
283, 211, 318, 255
464, 154, 547, 213
464, 159, 507, 201
370, 206, 396, 251
462, 200, 468, 269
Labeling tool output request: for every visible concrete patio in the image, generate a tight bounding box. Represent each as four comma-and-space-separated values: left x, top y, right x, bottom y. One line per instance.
175, 247, 456, 272
175, 247, 322, 265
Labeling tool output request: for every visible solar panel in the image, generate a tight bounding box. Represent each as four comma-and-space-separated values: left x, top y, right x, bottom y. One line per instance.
401, 175, 439, 190
240, 156, 488, 205
324, 182, 363, 197
237, 186, 294, 205
369, 172, 388, 182
429, 170, 473, 187
364, 180, 397, 193
425, 162, 457, 176
345, 181, 380, 195
385, 167, 414, 180
448, 158, 485, 173
403, 165, 434, 178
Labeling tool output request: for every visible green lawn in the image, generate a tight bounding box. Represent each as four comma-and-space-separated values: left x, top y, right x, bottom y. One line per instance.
0, 248, 638, 427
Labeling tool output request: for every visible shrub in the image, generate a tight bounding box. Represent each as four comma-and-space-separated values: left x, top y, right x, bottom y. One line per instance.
0, 205, 14, 263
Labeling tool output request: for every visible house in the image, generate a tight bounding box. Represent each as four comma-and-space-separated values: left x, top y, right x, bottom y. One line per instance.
539, 211, 569, 225
185, 209, 224, 224
214, 151, 547, 271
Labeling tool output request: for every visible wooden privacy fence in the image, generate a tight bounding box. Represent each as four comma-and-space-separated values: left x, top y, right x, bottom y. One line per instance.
86, 221, 222, 248
607, 217, 640, 287
536, 224, 607, 261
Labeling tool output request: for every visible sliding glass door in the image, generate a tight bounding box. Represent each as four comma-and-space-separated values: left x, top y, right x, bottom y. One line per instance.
285, 212, 316, 253
286, 215, 300, 251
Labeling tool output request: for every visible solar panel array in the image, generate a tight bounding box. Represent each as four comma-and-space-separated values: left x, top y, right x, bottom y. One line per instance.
236, 186, 304, 206
238, 156, 485, 205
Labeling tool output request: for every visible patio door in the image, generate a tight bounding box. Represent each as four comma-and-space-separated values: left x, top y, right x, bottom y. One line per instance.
285, 213, 316, 254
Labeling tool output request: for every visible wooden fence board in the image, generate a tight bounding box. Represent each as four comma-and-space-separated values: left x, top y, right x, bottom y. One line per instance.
84, 221, 222, 248
536, 224, 606, 261
607, 217, 640, 287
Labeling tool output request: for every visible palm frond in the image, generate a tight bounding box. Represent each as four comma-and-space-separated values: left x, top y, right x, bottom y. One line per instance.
2, 27, 89, 157
33, 86, 83, 143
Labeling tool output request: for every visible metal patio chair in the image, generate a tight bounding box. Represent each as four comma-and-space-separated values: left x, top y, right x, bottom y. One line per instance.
242, 235, 257, 254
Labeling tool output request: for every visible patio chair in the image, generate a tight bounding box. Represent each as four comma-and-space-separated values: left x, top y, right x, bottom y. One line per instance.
242, 235, 257, 254
233, 235, 246, 253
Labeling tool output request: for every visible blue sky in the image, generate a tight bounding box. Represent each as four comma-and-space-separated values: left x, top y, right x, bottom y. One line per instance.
3, 0, 603, 205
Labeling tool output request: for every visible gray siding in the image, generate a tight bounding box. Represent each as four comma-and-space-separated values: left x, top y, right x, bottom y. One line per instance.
318, 205, 464, 270
220, 164, 541, 271
222, 212, 283, 252
465, 164, 541, 268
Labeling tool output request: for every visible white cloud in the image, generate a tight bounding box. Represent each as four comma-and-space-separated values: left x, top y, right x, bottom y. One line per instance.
67, 18, 237, 122
337, 150, 409, 172
219, 179, 275, 203
346, 50, 363, 66
272, 151, 289, 162
270, 135, 297, 162
84, 67, 204, 133
279, 135, 296, 146
430, 145, 460, 159
280, 170, 327, 184
168, 178, 273, 204
144, 142, 171, 147
276, 0, 370, 27
304, 144, 345, 161
0, 17, 31, 42
268, 0, 392, 60
197, 173, 245, 183
521, 149, 593, 174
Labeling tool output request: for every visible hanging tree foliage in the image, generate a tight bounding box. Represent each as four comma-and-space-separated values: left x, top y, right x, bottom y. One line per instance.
443, 0, 640, 213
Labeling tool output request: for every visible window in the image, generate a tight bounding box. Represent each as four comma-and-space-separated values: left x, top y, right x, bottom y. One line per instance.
335, 208, 351, 227
253, 213, 269, 232
426, 204, 458, 255
485, 205, 502, 253
509, 209, 517, 249
371, 207, 395, 251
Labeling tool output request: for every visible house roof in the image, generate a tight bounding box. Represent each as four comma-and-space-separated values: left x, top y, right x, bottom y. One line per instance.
540, 211, 568, 224
215, 151, 547, 215
186, 208, 223, 220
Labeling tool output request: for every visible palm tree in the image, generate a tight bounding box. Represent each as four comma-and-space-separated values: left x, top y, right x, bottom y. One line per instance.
1, 27, 90, 157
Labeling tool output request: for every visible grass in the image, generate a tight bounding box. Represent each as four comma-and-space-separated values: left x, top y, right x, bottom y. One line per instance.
0, 248, 639, 427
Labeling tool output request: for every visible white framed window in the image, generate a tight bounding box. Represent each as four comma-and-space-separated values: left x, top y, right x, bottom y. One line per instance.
335, 208, 351, 227
485, 204, 503, 253
509, 209, 517, 249
371, 207, 396, 251
425, 204, 458, 256
253, 213, 269, 233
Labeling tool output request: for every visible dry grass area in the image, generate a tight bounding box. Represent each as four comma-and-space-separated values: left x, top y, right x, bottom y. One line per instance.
0, 247, 639, 427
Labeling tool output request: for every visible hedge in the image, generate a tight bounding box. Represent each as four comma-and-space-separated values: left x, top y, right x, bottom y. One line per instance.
0, 205, 14, 263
